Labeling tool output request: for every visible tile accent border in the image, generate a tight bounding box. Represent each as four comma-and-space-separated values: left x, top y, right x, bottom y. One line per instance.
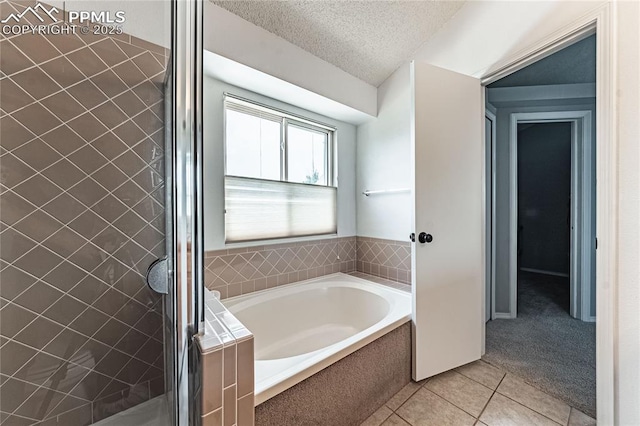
204, 237, 356, 299
194, 289, 255, 426
356, 237, 411, 284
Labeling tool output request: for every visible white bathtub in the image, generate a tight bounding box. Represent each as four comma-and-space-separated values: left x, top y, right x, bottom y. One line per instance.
222, 273, 411, 405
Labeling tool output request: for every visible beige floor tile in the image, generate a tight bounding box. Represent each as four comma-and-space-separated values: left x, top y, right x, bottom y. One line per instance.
382, 414, 411, 426
496, 375, 570, 425
424, 370, 493, 417
568, 408, 596, 426
475, 422, 489, 426
386, 381, 424, 411
457, 360, 506, 390
361, 405, 393, 426
396, 387, 476, 426
480, 393, 560, 426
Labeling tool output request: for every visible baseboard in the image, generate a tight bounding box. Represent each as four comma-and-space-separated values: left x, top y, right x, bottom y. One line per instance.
585, 316, 596, 323
519, 267, 569, 278
493, 313, 513, 319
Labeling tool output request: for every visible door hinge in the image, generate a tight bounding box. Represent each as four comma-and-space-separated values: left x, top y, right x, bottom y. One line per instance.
595, 237, 598, 250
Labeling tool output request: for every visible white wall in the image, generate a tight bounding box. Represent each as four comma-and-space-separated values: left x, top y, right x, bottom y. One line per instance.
204, 51, 374, 125
203, 2, 376, 119
413, 1, 606, 78
203, 76, 357, 251
356, 64, 412, 241
614, 2, 640, 423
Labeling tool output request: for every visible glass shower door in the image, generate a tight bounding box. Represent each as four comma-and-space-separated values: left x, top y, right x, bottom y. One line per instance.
0, 1, 180, 424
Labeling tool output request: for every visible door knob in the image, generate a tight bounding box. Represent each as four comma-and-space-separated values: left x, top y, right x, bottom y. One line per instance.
418, 232, 433, 244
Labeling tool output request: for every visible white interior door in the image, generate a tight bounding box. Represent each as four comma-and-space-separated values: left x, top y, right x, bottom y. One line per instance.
411, 63, 483, 380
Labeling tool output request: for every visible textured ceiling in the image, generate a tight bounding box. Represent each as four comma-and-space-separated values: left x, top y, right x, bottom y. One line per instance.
211, 1, 465, 87
489, 35, 596, 88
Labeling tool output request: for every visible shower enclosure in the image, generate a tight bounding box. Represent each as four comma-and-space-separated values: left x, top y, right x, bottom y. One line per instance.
0, 0, 201, 424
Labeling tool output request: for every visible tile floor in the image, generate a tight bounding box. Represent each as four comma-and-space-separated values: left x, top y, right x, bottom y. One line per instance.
361, 360, 596, 426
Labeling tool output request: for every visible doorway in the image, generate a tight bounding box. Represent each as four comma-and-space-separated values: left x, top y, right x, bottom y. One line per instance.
517, 121, 572, 318
410, 4, 615, 423
509, 111, 595, 322
483, 35, 597, 417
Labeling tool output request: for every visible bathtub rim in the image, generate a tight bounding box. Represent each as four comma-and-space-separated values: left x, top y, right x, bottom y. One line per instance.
221, 272, 411, 405
222, 272, 409, 310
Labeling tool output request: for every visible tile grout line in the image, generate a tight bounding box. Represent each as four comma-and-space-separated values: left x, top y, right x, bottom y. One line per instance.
4, 183, 163, 281
419, 372, 494, 422
474, 372, 506, 424
1, 17, 164, 82
39, 400, 94, 425
378, 363, 575, 426
1, 341, 161, 424
204, 241, 357, 294
481, 364, 577, 425
383, 378, 430, 425
492, 385, 566, 426
1, 324, 162, 396
1, 223, 164, 346
3, 45, 165, 156
0, 296, 162, 387
3, 96, 167, 243
3, 154, 166, 297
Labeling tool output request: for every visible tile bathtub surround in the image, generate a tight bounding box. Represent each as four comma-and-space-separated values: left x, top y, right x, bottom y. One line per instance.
204, 237, 357, 299
204, 236, 413, 298
0, 1, 168, 424
356, 237, 411, 285
196, 291, 255, 426
360, 360, 597, 426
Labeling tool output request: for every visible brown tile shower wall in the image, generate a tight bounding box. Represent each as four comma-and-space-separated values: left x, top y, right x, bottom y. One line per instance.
204, 237, 357, 298
0, 1, 167, 424
356, 237, 412, 285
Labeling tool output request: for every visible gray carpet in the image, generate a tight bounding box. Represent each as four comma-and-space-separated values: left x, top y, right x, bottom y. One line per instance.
484, 271, 596, 418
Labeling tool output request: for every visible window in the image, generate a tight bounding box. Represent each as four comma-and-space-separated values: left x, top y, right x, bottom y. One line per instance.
224, 95, 337, 243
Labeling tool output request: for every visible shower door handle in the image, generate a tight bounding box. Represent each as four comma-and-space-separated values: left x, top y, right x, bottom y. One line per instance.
146, 257, 169, 294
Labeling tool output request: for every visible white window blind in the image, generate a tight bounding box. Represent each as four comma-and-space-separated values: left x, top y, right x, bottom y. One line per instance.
225, 176, 337, 243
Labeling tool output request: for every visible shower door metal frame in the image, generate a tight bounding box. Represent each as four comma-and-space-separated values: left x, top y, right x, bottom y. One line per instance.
168, 0, 204, 424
